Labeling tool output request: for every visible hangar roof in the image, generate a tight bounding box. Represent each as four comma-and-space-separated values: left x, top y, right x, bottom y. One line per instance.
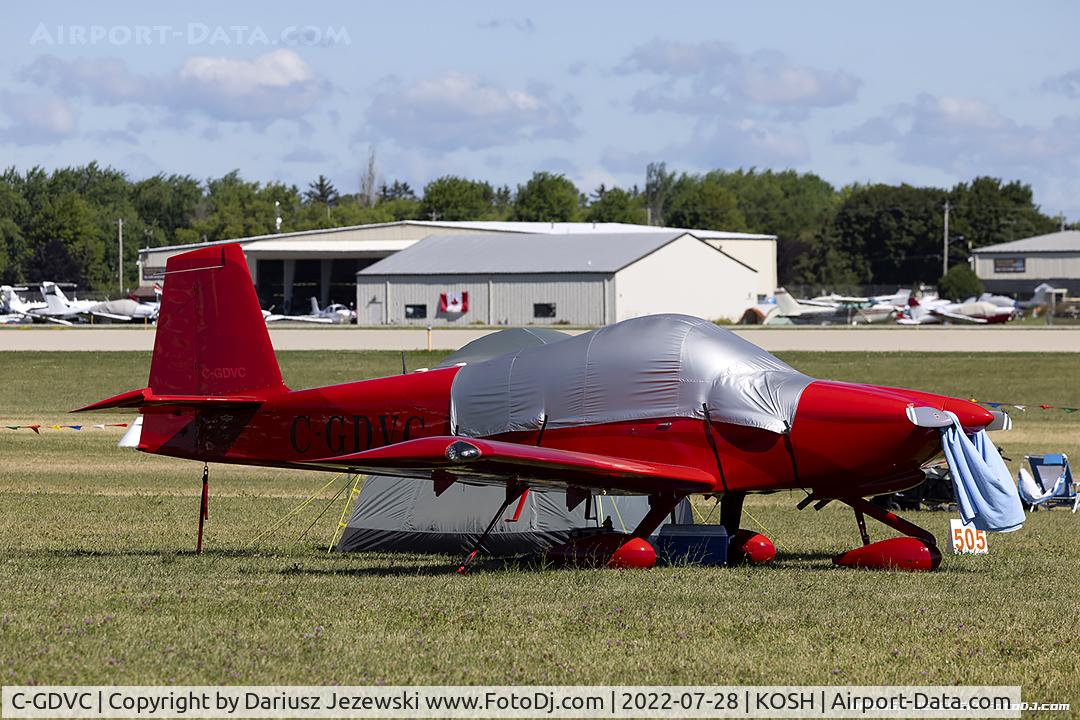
241, 238, 414, 254
972, 230, 1080, 254
139, 220, 775, 255
358, 231, 755, 275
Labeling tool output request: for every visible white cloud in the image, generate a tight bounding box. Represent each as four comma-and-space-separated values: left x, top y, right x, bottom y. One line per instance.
364, 71, 578, 151
598, 116, 810, 183
835, 93, 1080, 188
19, 49, 325, 124
618, 39, 860, 118
0, 92, 76, 144
674, 118, 810, 167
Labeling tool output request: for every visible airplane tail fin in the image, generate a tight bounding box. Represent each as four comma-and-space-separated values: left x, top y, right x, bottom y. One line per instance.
41, 283, 70, 314
310, 296, 320, 314
773, 288, 802, 315
148, 244, 286, 398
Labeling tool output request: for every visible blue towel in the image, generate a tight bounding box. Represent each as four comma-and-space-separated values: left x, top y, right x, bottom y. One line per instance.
941, 412, 1025, 533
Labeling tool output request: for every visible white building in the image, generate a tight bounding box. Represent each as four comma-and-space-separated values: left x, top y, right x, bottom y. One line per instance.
137, 221, 776, 315
356, 231, 760, 325
972, 230, 1080, 294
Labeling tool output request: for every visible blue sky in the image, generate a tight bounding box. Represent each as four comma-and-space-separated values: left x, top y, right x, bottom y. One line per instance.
2, 1, 1079, 217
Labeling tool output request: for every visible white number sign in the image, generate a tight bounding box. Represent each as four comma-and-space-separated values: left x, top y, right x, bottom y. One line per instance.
949, 518, 989, 555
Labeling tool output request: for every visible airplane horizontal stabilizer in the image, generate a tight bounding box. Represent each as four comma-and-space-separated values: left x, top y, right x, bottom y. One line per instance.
73, 387, 265, 413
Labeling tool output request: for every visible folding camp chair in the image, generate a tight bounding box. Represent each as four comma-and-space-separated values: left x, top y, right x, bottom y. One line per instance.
1017, 453, 1079, 512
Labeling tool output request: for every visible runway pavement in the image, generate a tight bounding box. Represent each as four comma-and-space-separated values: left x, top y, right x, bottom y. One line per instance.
4, 324, 1080, 352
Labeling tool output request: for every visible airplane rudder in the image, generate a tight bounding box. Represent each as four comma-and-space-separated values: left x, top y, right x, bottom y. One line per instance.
149, 244, 284, 396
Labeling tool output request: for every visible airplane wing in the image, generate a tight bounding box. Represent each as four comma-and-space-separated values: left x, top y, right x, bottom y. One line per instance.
930, 309, 988, 324
308, 436, 717, 495
289, 316, 335, 324
27, 311, 74, 326
91, 310, 135, 321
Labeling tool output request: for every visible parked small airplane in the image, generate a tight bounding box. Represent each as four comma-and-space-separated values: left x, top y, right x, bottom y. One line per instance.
35, 282, 98, 323
1, 285, 42, 324
78, 244, 1018, 572
31, 282, 164, 324
90, 298, 160, 322
896, 295, 1015, 325
748, 288, 907, 325
288, 297, 356, 324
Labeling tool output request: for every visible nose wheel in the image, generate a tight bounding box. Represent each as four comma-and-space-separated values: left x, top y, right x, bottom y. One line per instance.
832, 497, 941, 571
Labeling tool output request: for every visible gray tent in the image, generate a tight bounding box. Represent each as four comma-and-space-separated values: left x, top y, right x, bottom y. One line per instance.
336, 327, 692, 554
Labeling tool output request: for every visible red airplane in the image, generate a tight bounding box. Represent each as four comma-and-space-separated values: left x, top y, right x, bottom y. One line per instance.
78, 244, 1005, 571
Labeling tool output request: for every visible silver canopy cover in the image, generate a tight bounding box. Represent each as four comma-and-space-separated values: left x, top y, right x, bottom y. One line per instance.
449, 314, 813, 437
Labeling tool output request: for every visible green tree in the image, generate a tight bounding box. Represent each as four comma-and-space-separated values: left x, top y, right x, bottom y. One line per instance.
0, 179, 30, 283
304, 175, 339, 206
378, 180, 416, 202
132, 174, 201, 247
27, 192, 108, 288
707, 169, 839, 285
419, 176, 495, 220
937, 263, 984, 300
585, 186, 646, 223
664, 174, 747, 231
948, 177, 1056, 257
193, 171, 302, 240
511, 172, 579, 222
830, 183, 947, 285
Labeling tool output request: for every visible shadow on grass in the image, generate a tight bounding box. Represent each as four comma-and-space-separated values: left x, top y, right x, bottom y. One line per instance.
22, 547, 986, 576
18, 547, 300, 560
275, 554, 552, 578
770, 550, 989, 574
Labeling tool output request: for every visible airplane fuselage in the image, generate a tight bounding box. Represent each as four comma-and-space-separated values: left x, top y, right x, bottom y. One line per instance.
136, 367, 992, 501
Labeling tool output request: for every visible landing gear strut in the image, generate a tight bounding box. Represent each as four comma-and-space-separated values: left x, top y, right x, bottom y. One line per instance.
456, 481, 527, 574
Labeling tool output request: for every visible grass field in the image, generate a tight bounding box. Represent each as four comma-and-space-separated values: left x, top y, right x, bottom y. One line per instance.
2, 351, 1079, 705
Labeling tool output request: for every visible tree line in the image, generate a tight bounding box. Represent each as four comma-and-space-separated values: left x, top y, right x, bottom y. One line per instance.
0, 161, 1066, 292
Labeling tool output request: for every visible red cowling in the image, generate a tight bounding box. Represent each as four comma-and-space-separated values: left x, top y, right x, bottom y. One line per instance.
546, 533, 657, 569
832, 537, 942, 572
730, 529, 777, 564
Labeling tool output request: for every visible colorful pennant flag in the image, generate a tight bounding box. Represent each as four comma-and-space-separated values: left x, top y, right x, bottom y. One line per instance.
3, 423, 127, 433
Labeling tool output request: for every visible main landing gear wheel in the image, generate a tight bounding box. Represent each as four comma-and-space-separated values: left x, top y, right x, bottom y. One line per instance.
722, 491, 776, 565
545, 492, 684, 569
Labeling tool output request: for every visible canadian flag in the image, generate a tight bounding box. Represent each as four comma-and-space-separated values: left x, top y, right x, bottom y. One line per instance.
439, 291, 469, 314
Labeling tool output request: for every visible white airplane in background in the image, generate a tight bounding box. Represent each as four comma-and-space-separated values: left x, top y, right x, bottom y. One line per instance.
23, 283, 161, 324
262, 308, 286, 323
806, 288, 912, 309
1, 285, 41, 324
895, 295, 1015, 325
766, 288, 905, 325
90, 297, 160, 322
288, 297, 356, 324
35, 282, 98, 323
